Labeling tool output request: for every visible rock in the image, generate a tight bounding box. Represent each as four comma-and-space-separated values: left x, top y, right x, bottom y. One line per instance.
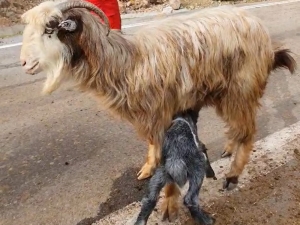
141, 0, 149, 7
0, 0, 10, 8
5, 11, 14, 17
169, 0, 181, 10
13, 2, 24, 9
162, 6, 173, 14
118, 1, 127, 13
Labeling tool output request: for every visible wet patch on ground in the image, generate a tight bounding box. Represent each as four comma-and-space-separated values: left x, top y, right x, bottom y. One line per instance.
77, 167, 149, 225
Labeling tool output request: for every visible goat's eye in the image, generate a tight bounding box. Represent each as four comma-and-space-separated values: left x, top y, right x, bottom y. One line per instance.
45, 28, 54, 34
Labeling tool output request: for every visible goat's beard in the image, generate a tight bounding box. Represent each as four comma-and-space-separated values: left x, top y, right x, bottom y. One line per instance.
41, 59, 68, 95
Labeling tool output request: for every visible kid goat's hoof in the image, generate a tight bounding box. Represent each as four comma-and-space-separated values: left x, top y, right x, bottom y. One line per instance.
191, 210, 216, 225
203, 215, 216, 225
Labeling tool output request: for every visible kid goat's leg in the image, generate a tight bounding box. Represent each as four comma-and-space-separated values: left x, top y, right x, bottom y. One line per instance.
134, 167, 167, 225
184, 173, 215, 225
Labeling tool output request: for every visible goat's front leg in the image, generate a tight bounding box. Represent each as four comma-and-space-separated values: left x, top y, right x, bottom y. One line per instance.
137, 142, 161, 180
184, 175, 215, 225
134, 167, 166, 225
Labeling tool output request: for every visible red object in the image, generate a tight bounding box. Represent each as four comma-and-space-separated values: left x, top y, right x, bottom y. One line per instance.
86, 0, 122, 30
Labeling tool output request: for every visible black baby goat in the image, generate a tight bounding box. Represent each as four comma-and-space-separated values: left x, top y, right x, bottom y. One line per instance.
133, 110, 217, 225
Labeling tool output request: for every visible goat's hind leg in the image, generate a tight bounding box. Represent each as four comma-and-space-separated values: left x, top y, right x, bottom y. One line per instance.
220, 98, 257, 190
134, 167, 167, 225
223, 136, 254, 190
184, 174, 215, 225
215, 106, 238, 158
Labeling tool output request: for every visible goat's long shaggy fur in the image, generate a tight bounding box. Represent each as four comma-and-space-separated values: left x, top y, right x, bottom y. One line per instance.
20, 0, 296, 196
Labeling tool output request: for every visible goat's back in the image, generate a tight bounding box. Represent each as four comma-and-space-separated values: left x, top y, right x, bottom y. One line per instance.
130, 6, 274, 116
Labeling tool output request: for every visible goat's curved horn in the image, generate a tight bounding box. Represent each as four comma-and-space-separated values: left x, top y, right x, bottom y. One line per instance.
57, 0, 110, 35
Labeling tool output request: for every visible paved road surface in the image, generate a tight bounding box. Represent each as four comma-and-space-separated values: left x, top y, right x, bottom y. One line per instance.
0, 1, 300, 225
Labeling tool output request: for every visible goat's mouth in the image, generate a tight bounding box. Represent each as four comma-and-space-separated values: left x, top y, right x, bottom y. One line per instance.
25, 62, 40, 75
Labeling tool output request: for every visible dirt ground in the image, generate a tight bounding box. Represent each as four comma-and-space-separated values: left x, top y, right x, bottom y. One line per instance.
93, 134, 300, 225
0, 0, 266, 28
204, 152, 300, 225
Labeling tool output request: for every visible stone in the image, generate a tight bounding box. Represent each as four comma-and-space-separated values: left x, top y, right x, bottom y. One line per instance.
0, 0, 10, 8
162, 6, 173, 14
169, 0, 181, 10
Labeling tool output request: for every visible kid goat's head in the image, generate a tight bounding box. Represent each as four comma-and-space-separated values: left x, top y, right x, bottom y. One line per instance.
19, 0, 110, 94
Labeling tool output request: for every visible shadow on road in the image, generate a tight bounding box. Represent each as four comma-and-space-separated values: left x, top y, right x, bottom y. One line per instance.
76, 167, 149, 225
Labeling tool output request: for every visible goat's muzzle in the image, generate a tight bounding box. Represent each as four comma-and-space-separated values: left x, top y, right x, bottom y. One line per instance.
21, 60, 26, 67
20, 58, 41, 75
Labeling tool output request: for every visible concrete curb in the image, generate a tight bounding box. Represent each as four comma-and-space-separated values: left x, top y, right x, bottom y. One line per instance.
121, 7, 189, 20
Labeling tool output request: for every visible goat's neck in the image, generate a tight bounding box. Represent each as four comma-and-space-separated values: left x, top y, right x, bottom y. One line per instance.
75, 31, 139, 114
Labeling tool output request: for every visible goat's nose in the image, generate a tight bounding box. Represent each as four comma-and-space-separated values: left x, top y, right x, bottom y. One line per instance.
21, 60, 26, 67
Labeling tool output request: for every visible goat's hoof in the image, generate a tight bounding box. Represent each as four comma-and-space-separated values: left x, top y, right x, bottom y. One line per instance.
222, 176, 238, 190
193, 211, 216, 225
201, 215, 216, 225
206, 217, 216, 225
161, 199, 179, 222
162, 209, 178, 222
137, 163, 154, 180
205, 166, 217, 180
221, 151, 232, 158
206, 174, 217, 180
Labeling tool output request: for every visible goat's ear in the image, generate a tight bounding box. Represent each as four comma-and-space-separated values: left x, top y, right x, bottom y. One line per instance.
58, 19, 77, 32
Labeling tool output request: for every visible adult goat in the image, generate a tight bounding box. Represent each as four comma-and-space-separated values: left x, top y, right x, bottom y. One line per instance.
20, 0, 296, 218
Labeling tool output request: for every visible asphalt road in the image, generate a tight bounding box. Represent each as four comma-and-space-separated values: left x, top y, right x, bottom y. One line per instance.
0, 1, 300, 225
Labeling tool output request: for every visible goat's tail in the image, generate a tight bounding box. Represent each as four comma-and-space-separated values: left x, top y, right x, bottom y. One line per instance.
165, 159, 188, 187
272, 44, 297, 74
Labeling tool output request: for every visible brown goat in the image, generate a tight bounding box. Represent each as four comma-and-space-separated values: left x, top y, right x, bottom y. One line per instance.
19, 1, 296, 219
